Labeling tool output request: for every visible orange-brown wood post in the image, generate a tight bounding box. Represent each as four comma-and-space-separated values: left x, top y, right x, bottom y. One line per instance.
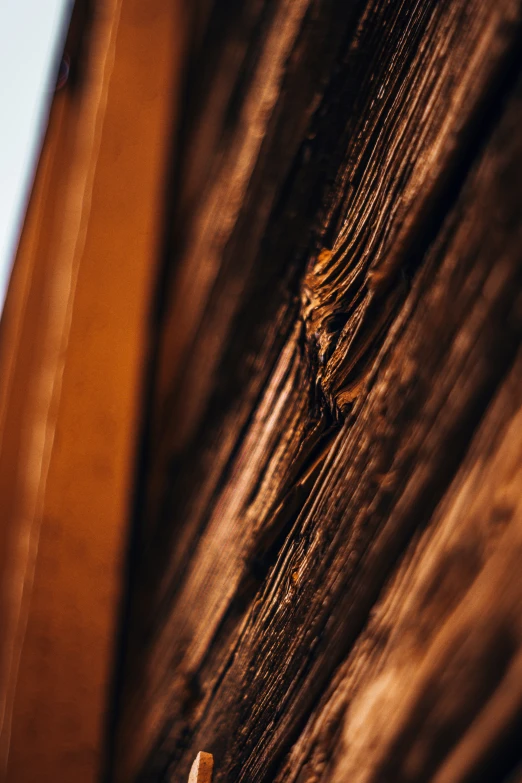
0, 1, 185, 780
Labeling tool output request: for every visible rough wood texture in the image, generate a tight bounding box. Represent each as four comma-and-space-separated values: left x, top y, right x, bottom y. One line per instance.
109, 0, 522, 781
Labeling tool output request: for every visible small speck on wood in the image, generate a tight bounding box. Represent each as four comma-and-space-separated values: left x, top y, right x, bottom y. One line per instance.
188, 752, 213, 783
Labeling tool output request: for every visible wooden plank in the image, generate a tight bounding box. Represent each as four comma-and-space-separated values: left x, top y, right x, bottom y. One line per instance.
111, 0, 522, 780
149, 73, 522, 783
0, 1, 185, 781
275, 350, 522, 783
187, 752, 213, 783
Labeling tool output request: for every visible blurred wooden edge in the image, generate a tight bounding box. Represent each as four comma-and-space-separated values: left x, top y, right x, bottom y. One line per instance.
188, 752, 214, 783
0, 0, 185, 780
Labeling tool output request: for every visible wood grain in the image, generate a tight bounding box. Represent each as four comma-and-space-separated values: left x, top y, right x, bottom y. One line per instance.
108, 0, 522, 781
275, 350, 522, 783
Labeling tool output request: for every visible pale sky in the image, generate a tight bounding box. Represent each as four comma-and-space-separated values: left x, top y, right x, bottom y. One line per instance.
0, 0, 70, 311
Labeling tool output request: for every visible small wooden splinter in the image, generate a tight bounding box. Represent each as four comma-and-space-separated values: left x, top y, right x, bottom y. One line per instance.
188, 752, 214, 783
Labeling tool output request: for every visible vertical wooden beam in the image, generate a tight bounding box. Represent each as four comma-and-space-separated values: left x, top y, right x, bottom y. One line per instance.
0, 1, 185, 780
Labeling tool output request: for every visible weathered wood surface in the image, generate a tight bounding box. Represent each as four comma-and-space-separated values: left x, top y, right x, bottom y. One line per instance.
109, 0, 522, 781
